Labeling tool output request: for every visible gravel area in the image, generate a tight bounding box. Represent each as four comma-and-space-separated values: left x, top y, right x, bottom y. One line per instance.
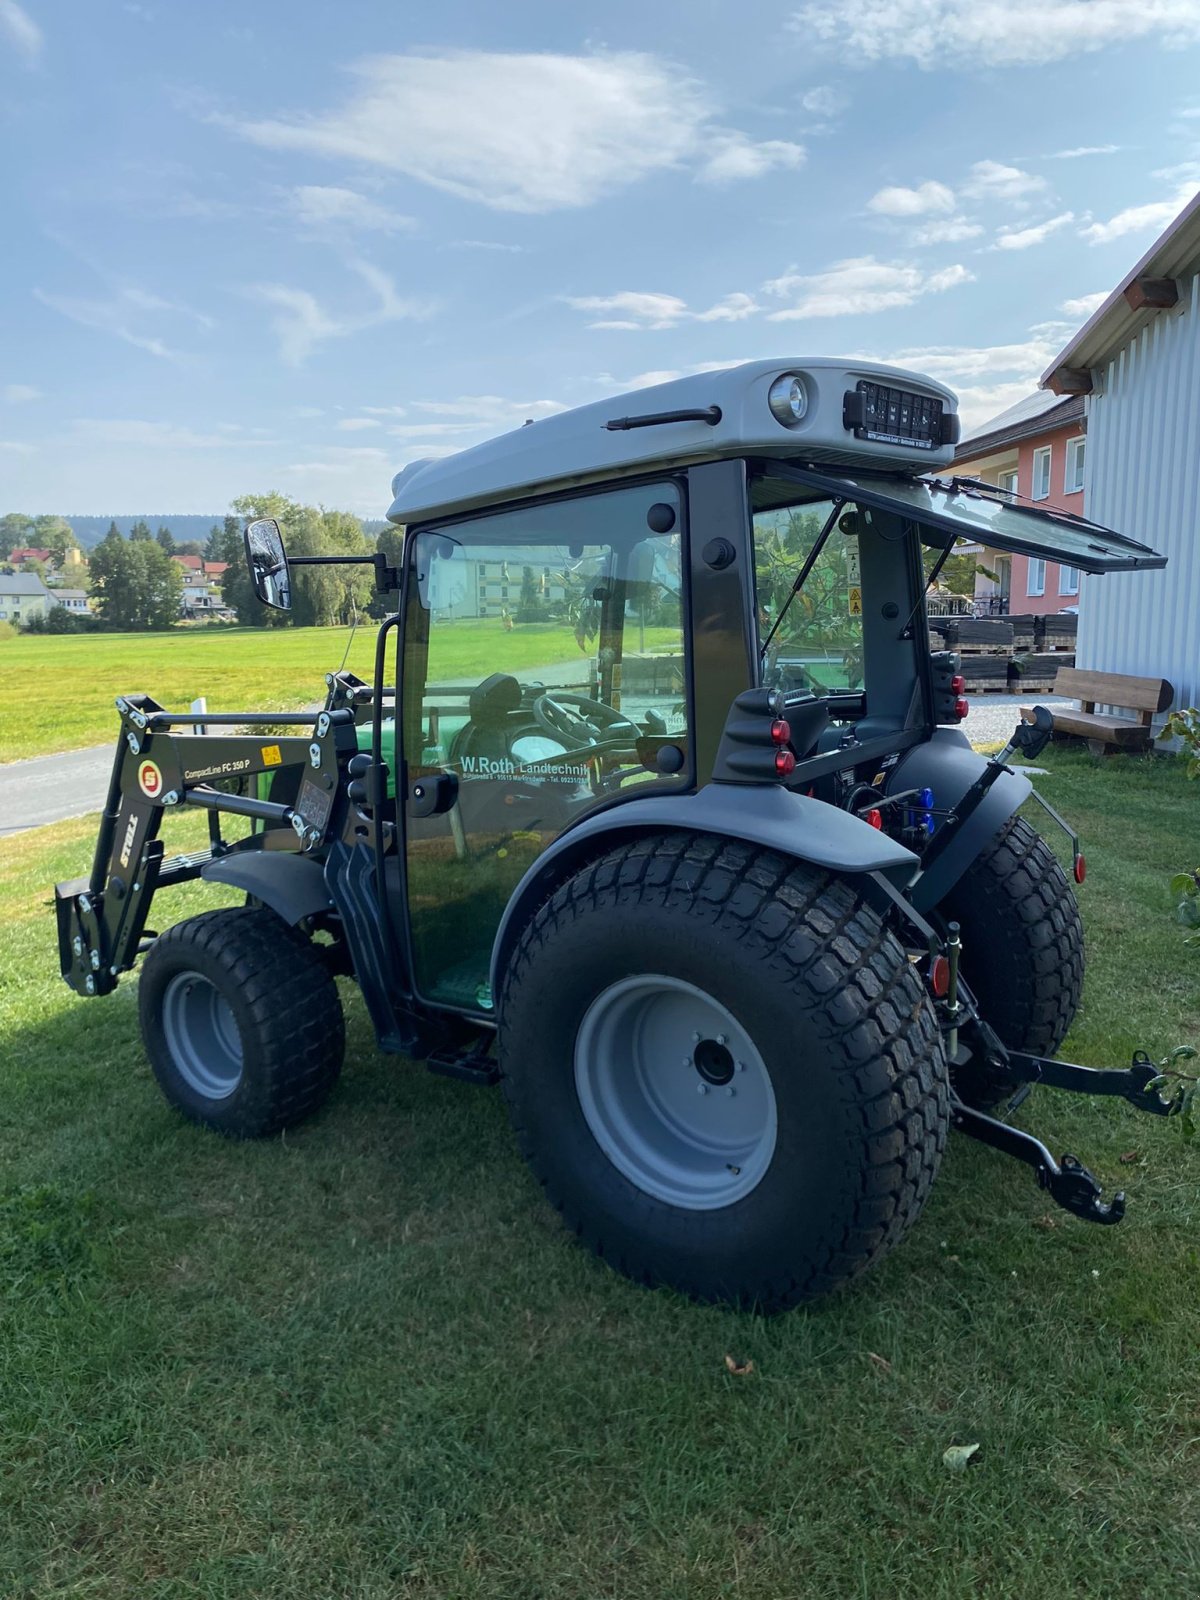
961, 692, 1074, 749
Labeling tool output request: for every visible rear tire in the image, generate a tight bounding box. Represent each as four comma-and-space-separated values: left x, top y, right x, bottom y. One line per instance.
139, 906, 344, 1137
939, 815, 1084, 1110
499, 833, 950, 1312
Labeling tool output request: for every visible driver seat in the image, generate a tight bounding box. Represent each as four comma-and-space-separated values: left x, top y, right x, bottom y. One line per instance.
453, 672, 523, 764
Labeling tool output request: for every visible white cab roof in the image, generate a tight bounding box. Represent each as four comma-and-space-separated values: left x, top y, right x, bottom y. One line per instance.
387, 357, 959, 526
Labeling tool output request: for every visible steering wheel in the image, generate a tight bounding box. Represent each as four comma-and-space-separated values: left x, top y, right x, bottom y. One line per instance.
532, 692, 639, 750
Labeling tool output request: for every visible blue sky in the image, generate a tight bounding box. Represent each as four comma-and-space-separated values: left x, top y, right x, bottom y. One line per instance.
2, 0, 1199, 517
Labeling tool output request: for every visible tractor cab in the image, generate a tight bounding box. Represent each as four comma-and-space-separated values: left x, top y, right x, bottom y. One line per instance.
55, 358, 1180, 1314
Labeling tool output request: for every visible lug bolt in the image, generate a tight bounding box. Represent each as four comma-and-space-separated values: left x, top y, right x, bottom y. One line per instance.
85, 976, 95, 995
697, 1083, 708, 1095
716, 1034, 727, 1046
72, 936, 83, 957
727, 1087, 736, 1098
89, 950, 100, 971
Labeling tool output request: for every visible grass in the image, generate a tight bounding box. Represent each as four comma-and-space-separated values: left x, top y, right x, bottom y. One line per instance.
0, 750, 1198, 1597
0, 622, 678, 764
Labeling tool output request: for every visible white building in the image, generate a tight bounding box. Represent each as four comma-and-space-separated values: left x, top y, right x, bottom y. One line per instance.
1042, 188, 1200, 714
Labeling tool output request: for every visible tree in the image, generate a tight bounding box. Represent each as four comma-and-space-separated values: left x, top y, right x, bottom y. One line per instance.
89, 527, 182, 630
129, 519, 153, 543
105, 521, 121, 541
155, 524, 176, 555
32, 515, 79, 568
224, 493, 374, 626
0, 512, 35, 561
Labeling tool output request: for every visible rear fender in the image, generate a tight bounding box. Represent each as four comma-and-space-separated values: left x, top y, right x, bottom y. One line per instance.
889, 728, 1032, 913
489, 782, 920, 996
200, 852, 334, 926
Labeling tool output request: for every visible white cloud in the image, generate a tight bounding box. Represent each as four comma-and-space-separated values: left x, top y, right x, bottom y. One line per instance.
224, 50, 801, 213
1080, 188, 1194, 244
0, 0, 41, 61
911, 217, 984, 245
1050, 144, 1120, 158
698, 134, 806, 185
788, 0, 1200, 67
33, 285, 212, 359
1061, 291, 1108, 317
448, 240, 525, 253
867, 181, 955, 217
70, 419, 277, 450
282, 446, 390, 475
763, 256, 973, 319
335, 417, 382, 431
799, 84, 848, 117
0, 440, 35, 455
963, 161, 1049, 202
287, 185, 416, 234
993, 211, 1075, 250
565, 289, 759, 330
2, 384, 40, 403
862, 333, 1067, 428
247, 260, 431, 364
409, 396, 565, 423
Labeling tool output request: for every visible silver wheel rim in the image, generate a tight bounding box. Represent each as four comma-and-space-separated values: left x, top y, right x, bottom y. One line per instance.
574, 974, 777, 1210
162, 971, 244, 1100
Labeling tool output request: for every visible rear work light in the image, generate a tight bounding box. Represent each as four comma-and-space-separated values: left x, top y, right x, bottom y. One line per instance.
770, 718, 791, 745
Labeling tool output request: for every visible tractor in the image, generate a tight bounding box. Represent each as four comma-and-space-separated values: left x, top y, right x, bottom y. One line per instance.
55, 359, 1180, 1310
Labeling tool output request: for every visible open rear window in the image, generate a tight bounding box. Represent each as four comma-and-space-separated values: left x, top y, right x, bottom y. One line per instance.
762, 466, 1166, 575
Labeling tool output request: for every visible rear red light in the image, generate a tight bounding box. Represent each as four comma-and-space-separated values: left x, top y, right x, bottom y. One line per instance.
1074, 853, 1086, 884
865, 807, 883, 830
774, 749, 796, 776
950, 674, 965, 693
770, 718, 791, 745
931, 955, 950, 997
954, 696, 969, 720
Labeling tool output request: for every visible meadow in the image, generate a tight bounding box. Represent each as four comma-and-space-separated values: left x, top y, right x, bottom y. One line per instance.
0, 622, 676, 764
0, 749, 1197, 1597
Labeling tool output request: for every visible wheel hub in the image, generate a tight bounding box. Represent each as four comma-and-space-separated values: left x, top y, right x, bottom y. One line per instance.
693, 1037, 735, 1086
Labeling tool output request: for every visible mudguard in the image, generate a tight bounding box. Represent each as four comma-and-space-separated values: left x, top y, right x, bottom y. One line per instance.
200, 852, 334, 926
890, 727, 1032, 913
490, 781, 920, 995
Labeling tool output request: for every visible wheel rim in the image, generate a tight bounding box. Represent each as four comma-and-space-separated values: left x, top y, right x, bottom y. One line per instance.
162, 971, 244, 1100
574, 974, 777, 1210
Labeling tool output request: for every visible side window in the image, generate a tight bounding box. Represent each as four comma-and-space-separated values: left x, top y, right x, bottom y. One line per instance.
753, 497, 864, 696
403, 481, 688, 1008
1032, 447, 1052, 501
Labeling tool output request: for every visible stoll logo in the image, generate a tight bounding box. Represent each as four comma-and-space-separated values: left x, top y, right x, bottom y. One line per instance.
459, 755, 591, 782
138, 759, 163, 798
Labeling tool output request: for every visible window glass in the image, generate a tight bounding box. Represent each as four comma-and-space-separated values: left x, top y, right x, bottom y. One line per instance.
753, 495, 864, 696
998, 469, 1018, 495
403, 481, 687, 1009
1032, 447, 1052, 501
1059, 565, 1079, 596
1065, 436, 1086, 494
1027, 557, 1046, 596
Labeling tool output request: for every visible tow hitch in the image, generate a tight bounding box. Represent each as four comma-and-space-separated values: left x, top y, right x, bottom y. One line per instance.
952, 1103, 1127, 1224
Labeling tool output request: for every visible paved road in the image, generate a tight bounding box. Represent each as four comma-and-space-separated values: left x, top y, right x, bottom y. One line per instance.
0, 690, 1076, 838
0, 744, 116, 837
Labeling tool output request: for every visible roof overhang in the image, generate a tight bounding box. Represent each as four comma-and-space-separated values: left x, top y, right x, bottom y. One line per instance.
1042, 188, 1200, 393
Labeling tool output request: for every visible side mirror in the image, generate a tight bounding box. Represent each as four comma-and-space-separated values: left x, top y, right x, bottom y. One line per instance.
244, 518, 291, 610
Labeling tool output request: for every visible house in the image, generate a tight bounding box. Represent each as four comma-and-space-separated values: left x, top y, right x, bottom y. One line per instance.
52, 588, 91, 615
173, 556, 234, 621
0, 572, 57, 624
953, 392, 1086, 615
6, 546, 53, 569
1042, 187, 1200, 714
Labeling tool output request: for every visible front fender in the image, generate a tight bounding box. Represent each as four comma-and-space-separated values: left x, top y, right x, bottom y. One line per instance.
201, 851, 334, 926
490, 782, 920, 995
890, 727, 1032, 913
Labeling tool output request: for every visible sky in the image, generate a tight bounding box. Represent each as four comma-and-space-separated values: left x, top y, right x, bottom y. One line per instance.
2, 0, 1200, 518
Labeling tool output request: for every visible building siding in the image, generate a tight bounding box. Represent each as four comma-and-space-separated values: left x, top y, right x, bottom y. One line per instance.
1082, 271, 1200, 713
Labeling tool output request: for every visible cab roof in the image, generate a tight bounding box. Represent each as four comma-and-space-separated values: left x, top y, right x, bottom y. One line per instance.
387, 358, 959, 526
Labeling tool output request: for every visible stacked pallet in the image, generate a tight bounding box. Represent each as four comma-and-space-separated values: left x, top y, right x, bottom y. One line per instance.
1010, 652, 1076, 692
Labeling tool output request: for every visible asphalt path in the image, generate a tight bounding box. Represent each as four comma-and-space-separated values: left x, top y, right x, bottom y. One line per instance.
0, 690, 1075, 838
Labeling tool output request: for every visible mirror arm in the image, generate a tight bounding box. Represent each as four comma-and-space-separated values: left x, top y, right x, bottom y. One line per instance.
287, 553, 400, 593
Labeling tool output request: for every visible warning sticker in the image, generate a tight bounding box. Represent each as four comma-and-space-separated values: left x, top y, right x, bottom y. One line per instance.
138, 759, 163, 798
848, 587, 863, 616
846, 547, 861, 586
261, 744, 283, 767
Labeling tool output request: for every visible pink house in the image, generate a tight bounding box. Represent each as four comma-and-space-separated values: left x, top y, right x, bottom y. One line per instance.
953, 392, 1087, 615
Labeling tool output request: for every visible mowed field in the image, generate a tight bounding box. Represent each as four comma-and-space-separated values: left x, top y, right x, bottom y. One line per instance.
0, 750, 1198, 1597
0, 623, 677, 764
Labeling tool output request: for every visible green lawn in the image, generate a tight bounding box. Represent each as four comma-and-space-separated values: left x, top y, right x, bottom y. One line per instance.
1, 750, 1198, 1597
0, 623, 678, 763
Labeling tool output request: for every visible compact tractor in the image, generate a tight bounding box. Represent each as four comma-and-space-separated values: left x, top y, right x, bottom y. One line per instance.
56, 359, 1179, 1310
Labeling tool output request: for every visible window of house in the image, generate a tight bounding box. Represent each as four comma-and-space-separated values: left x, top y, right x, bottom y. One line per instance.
1059, 565, 1080, 596
1064, 436, 1086, 494
1032, 447, 1052, 501
1027, 558, 1046, 596
998, 469, 1019, 496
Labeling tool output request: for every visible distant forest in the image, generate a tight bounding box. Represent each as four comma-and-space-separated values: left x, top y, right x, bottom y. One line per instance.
56, 515, 391, 550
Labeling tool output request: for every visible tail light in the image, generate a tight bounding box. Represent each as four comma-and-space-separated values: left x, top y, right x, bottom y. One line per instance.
775, 749, 796, 776
930, 954, 951, 997
954, 696, 969, 719
1074, 853, 1086, 884
951, 674, 965, 694
865, 807, 883, 830
770, 719, 791, 745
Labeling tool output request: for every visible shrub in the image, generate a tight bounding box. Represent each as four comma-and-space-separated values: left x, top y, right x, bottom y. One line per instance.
1158, 707, 1200, 778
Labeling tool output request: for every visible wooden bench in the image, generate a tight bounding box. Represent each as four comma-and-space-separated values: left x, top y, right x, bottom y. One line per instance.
1023, 666, 1173, 753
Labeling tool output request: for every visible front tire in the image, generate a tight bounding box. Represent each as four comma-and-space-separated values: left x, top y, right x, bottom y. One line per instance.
499, 834, 950, 1311
139, 906, 345, 1137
